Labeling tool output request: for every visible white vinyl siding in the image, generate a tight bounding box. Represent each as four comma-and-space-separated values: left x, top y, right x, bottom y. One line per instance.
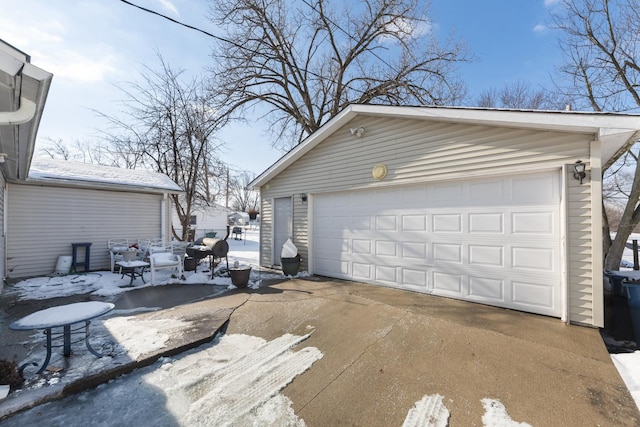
7, 183, 163, 279
566, 164, 595, 325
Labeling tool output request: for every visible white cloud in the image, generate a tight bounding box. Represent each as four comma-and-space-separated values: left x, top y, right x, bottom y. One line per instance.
544, 0, 562, 7
533, 24, 548, 34
379, 17, 432, 44
154, 0, 180, 17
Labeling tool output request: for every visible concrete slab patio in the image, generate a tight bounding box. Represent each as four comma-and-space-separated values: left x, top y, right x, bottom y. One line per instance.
0, 277, 638, 426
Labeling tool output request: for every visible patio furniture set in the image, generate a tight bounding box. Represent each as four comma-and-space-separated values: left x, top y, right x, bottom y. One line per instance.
108, 229, 231, 286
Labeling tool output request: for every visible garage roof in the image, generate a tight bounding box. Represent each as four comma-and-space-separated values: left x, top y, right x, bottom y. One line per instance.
251, 104, 640, 188
26, 157, 183, 194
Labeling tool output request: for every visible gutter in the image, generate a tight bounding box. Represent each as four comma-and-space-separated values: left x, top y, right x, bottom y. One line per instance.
0, 96, 36, 125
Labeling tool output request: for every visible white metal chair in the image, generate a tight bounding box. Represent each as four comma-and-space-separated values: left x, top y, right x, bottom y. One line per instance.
108, 239, 129, 273
149, 250, 184, 284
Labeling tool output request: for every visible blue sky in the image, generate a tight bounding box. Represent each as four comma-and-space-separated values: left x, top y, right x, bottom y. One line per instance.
1, 0, 563, 176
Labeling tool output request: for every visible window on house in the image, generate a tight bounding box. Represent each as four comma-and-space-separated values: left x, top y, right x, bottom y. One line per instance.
189, 215, 197, 226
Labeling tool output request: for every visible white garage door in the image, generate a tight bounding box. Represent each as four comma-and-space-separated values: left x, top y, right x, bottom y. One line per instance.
312, 171, 562, 317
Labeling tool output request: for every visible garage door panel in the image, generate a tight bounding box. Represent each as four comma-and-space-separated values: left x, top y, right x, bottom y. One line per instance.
433, 272, 463, 295
376, 215, 397, 231
352, 263, 372, 280
402, 241, 428, 260
375, 240, 397, 257
352, 239, 372, 254
469, 276, 504, 300
433, 214, 463, 232
511, 212, 555, 234
403, 269, 428, 288
312, 171, 562, 318
469, 213, 504, 233
512, 280, 556, 311
433, 242, 463, 263
402, 215, 427, 231
469, 245, 504, 267
511, 247, 556, 272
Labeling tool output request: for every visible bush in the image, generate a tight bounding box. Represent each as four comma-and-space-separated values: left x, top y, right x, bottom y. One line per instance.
0, 359, 23, 391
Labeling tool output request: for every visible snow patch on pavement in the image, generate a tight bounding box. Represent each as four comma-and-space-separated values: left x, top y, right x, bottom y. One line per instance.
2, 333, 322, 426
402, 394, 450, 427
481, 398, 531, 427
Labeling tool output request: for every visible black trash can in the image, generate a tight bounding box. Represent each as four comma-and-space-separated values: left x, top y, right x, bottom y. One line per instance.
281, 254, 301, 276
184, 257, 197, 271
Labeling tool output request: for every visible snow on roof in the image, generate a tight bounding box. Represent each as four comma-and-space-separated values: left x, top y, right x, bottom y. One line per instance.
27, 157, 182, 192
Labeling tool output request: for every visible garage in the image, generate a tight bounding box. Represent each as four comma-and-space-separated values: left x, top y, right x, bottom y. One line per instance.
253, 104, 640, 327
312, 171, 562, 317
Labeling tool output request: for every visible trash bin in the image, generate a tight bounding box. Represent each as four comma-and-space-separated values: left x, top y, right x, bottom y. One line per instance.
184, 257, 197, 271
281, 254, 301, 276
623, 283, 640, 346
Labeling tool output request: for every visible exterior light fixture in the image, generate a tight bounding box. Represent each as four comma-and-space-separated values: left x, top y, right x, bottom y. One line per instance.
300, 193, 308, 202
0, 153, 7, 164
350, 127, 365, 137
573, 160, 586, 184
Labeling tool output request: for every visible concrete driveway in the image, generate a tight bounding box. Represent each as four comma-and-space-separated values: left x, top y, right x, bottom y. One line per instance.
1, 276, 638, 426
227, 277, 639, 426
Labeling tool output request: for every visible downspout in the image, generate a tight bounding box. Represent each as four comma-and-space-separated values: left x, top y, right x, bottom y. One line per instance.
161, 193, 167, 244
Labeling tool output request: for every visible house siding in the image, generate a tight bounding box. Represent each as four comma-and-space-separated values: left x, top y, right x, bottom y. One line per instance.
260, 115, 597, 324
7, 183, 164, 279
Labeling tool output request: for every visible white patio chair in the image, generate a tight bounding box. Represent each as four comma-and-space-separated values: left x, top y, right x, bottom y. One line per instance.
108, 239, 129, 273
149, 250, 184, 285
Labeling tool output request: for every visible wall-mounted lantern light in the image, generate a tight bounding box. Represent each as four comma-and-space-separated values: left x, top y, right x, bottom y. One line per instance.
300, 193, 308, 202
573, 160, 586, 184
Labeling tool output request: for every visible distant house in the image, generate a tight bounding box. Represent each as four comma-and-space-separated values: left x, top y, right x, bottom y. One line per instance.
251, 104, 640, 328
172, 203, 232, 241
7, 158, 182, 278
228, 211, 250, 226
0, 40, 52, 285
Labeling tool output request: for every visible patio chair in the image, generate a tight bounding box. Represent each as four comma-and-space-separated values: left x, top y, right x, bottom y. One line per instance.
108, 239, 129, 273
149, 250, 184, 285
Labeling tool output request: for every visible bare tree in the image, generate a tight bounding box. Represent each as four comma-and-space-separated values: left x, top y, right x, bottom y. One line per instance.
100, 56, 228, 241
476, 81, 568, 110
229, 171, 260, 212
208, 0, 470, 150
551, 0, 640, 270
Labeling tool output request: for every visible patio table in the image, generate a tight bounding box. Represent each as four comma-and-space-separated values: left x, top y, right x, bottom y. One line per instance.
116, 260, 149, 287
10, 301, 115, 374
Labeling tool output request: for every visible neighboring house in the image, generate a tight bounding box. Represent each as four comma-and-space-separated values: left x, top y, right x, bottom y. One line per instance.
0, 40, 52, 286
6, 158, 182, 279
171, 203, 232, 240
228, 211, 250, 226
250, 104, 640, 328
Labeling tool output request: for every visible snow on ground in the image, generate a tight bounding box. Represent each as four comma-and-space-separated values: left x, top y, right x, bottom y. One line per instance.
4, 229, 286, 301
2, 332, 322, 427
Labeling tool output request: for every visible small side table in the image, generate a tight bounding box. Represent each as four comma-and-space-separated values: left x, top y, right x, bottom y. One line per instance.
9, 301, 114, 374
71, 242, 92, 273
116, 260, 149, 287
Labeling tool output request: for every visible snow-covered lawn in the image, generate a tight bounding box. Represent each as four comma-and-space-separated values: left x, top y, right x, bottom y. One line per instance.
5, 229, 280, 301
